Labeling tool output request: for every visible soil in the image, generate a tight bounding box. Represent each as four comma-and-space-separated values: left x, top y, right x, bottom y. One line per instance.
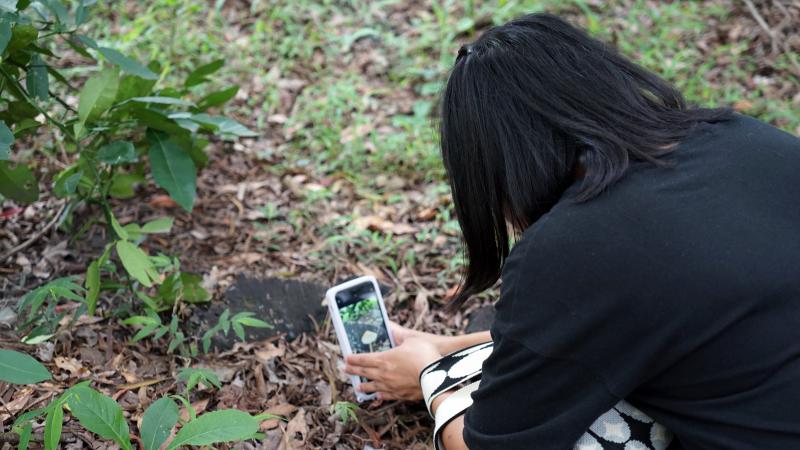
196, 276, 328, 348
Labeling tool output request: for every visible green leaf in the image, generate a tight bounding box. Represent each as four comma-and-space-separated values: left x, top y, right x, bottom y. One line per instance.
43, 403, 63, 450
116, 73, 158, 103
142, 216, 173, 233
232, 321, 245, 341
85, 260, 100, 315
122, 223, 142, 241
131, 96, 194, 107
108, 211, 129, 240
67, 386, 132, 450
7, 24, 37, 54
178, 367, 220, 392
115, 241, 157, 287
196, 86, 238, 111
147, 131, 196, 212
77, 67, 119, 133
165, 409, 260, 450
130, 108, 187, 135
11, 118, 40, 138
0, 161, 38, 203
97, 141, 136, 165
121, 313, 159, 327
141, 397, 179, 450
25, 53, 48, 101
74, 34, 98, 50
171, 395, 196, 422
98, 47, 157, 80
17, 420, 32, 450
109, 173, 144, 199
21, 333, 54, 345
13, 409, 45, 431
0, 349, 51, 384
167, 331, 184, 353
0, 120, 13, 160
184, 59, 224, 88
0, 21, 11, 55
235, 316, 272, 329
52, 166, 82, 198
180, 272, 210, 303
132, 323, 158, 342
2, 100, 38, 122
75, 0, 88, 25
219, 309, 231, 334
39, 0, 68, 24
189, 113, 258, 138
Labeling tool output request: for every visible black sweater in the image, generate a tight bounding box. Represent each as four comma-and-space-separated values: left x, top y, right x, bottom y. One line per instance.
462, 114, 800, 449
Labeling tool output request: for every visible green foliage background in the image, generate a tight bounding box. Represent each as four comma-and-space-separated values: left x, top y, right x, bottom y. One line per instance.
90, 0, 798, 188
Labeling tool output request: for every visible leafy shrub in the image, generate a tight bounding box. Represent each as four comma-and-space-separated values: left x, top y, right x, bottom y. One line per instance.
1, 349, 270, 450
340, 297, 378, 322
0, 1, 259, 344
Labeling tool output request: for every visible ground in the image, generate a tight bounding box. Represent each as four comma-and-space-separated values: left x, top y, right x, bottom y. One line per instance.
1, 0, 798, 449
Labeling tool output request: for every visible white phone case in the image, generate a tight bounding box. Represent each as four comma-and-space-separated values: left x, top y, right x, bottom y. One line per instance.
326, 275, 396, 402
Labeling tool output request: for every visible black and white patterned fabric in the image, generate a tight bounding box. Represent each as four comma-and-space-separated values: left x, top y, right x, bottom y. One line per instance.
420, 341, 493, 415
420, 342, 673, 450
573, 400, 672, 450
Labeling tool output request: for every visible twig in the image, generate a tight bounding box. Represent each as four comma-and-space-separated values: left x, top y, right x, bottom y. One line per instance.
742, 0, 779, 53
743, 0, 775, 36
0, 202, 66, 263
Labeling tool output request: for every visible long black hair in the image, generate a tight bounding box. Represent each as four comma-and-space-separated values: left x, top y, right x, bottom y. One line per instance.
439, 13, 732, 309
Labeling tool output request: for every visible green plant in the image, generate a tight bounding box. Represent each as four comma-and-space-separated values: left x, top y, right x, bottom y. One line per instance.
339, 297, 378, 323
330, 401, 359, 424
121, 307, 271, 356
0, 1, 256, 343
200, 308, 273, 353
177, 367, 221, 395
3, 349, 266, 450
15, 276, 85, 343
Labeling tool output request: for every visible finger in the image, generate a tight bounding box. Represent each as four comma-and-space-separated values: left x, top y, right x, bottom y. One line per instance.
344, 364, 382, 380
358, 382, 382, 394
377, 392, 398, 401
345, 352, 383, 368
388, 320, 404, 333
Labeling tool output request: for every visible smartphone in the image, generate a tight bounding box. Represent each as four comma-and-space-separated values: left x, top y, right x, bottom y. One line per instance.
326, 275, 395, 402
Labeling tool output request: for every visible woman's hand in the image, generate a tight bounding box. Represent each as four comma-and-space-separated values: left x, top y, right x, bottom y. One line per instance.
389, 320, 492, 355
344, 337, 442, 401
388, 320, 435, 346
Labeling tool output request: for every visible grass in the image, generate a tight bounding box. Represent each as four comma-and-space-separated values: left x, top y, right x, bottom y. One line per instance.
93, 0, 798, 172
88, 0, 798, 284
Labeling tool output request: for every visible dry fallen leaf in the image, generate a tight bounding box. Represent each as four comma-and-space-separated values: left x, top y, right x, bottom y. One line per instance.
353, 215, 416, 235
413, 290, 430, 329
416, 207, 437, 221
260, 403, 298, 430
54, 356, 89, 378
255, 343, 286, 364
282, 408, 308, 450
148, 194, 178, 208
0, 387, 34, 424
179, 398, 210, 422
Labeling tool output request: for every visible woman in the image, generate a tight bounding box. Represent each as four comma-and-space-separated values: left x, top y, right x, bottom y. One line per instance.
345, 13, 800, 449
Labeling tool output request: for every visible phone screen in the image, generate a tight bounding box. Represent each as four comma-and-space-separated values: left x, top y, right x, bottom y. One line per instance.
335, 281, 392, 363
